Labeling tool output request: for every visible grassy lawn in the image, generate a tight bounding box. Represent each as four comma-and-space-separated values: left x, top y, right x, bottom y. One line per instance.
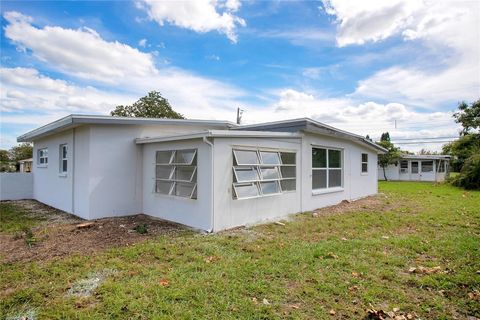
0, 202, 45, 234
1, 182, 479, 319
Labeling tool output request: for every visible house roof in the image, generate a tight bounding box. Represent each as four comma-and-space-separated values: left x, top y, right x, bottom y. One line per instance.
400, 154, 452, 160
135, 130, 302, 144
17, 114, 237, 142
235, 118, 387, 153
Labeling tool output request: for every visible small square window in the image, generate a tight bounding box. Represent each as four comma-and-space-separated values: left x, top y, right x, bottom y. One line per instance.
156, 151, 172, 164
234, 183, 259, 198
260, 167, 280, 180
260, 151, 281, 165
260, 181, 280, 195
234, 167, 259, 182
280, 179, 296, 191
233, 150, 259, 165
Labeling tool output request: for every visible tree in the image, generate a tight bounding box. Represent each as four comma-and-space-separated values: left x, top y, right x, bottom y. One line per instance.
365, 134, 372, 141
451, 153, 480, 190
377, 134, 401, 181
454, 99, 480, 135
442, 134, 480, 171
110, 91, 184, 119
380, 132, 390, 142
9, 143, 32, 162
0, 150, 9, 162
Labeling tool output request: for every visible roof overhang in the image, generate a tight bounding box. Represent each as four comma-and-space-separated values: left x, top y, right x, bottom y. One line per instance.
135, 130, 302, 144
17, 114, 237, 142
235, 118, 387, 154
400, 154, 452, 160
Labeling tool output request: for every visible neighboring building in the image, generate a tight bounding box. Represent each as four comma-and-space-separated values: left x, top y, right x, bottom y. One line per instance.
18, 158, 33, 173
17, 115, 386, 232
378, 154, 451, 182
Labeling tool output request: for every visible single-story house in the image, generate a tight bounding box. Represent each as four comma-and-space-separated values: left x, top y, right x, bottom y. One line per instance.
378, 154, 451, 182
17, 115, 386, 232
18, 158, 33, 173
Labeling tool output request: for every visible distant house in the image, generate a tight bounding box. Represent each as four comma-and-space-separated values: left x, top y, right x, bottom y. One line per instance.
17, 115, 386, 232
378, 154, 451, 182
18, 158, 33, 173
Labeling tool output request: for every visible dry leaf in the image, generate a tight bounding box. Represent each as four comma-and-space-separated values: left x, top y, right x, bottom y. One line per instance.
352, 271, 360, 277
325, 252, 338, 259
159, 279, 169, 287
262, 298, 270, 305
393, 307, 400, 312
329, 309, 336, 315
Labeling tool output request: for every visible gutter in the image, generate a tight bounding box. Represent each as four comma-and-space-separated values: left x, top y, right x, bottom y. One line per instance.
202, 136, 215, 233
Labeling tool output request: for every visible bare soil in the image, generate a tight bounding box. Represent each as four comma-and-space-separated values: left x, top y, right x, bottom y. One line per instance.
0, 201, 186, 264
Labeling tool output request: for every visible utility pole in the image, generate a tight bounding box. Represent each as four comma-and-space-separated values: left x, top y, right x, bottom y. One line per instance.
236, 107, 244, 125
394, 119, 397, 129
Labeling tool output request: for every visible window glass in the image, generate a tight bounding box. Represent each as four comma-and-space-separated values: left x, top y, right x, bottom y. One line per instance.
234, 150, 259, 165
155, 149, 197, 199
280, 166, 296, 178
156, 166, 173, 179
400, 160, 408, 173
232, 148, 296, 199
260, 151, 281, 165
62, 160, 68, 172
312, 148, 327, 168
361, 153, 368, 163
411, 162, 419, 174
312, 169, 327, 189
328, 149, 341, 168
174, 149, 196, 164
361, 163, 368, 173
156, 151, 172, 164
234, 167, 259, 182
174, 166, 195, 181
280, 152, 296, 165
280, 179, 296, 191
235, 183, 259, 198
328, 169, 342, 188
421, 161, 433, 172
38, 148, 48, 165
173, 182, 196, 198
260, 167, 280, 180
156, 181, 173, 195
260, 181, 280, 195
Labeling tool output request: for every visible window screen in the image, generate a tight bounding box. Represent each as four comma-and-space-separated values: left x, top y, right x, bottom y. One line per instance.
155, 149, 197, 199
37, 148, 48, 165
232, 149, 296, 199
421, 161, 433, 172
312, 147, 343, 190
411, 161, 419, 174
361, 153, 368, 173
400, 160, 408, 173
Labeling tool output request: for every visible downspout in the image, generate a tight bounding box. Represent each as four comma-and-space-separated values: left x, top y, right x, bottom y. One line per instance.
71, 128, 76, 214
203, 136, 215, 233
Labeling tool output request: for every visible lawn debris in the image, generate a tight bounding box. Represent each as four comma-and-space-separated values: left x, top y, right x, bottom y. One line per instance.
408, 266, 441, 274
275, 221, 286, 226
366, 305, 417, 320
262, 298, 270, 305
329, 309, 336, 315
325, 252, 338, 259
468, 290, 480, 301
67, 269, 116, 297
76, 222, 95, 229
159, 279, 169, 287
204, 255, 219, 263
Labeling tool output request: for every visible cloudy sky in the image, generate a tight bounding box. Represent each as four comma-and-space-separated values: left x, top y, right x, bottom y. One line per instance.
1, 0, 479, 151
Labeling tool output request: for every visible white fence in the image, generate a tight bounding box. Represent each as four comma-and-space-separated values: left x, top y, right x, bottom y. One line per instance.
0, 173, 33, 201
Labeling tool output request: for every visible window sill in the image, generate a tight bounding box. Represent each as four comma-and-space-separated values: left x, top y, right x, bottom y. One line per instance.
361, 172, 368, 176
58, 173, 67, 178
37, 165, 48, 168
312, 187, 344, 196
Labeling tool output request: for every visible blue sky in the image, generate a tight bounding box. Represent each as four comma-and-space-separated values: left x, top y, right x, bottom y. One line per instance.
1, 0, 479, 151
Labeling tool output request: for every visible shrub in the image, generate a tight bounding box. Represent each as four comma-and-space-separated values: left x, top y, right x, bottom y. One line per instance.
133, 224, 148, 234
451, 153, 480, 190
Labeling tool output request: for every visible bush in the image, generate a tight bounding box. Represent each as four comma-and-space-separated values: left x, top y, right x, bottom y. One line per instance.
451, 153, 480, 190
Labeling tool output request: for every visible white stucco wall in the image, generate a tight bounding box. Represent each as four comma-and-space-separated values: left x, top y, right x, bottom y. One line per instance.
32, 131, 74, 213
0, 173, 33, 200
212, 137, 303, 231
378, 160, 446, 182
142, 139, 213, 231
301, 133, 379, 212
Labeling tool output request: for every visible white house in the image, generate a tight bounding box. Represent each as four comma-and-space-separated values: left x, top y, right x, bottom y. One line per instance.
17, 115, 386, 232
378, 154, 451, 182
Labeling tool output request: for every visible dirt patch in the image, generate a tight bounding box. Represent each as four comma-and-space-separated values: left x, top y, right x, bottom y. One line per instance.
0, 201, 186, 264
2, 199, 81, 225
312, 194, 399, 216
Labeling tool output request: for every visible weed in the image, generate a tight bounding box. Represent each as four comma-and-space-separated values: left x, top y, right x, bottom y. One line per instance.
133, 224, 148, 234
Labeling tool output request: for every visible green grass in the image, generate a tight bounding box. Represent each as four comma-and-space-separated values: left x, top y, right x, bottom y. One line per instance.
0, 202, 45, 234
1, 182, 479, 319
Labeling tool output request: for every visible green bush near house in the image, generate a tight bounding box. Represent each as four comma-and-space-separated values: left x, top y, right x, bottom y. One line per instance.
451, 153, 480, 190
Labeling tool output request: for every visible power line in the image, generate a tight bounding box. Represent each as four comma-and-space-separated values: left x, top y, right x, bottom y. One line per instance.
392, 136, 458, 141
393, 140, 455, 145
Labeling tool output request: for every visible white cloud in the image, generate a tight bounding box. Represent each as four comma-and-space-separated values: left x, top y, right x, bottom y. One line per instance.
321, 0, 480, 107
4, 11, 157, 83
138, 0, 246, 43
138, 38, 147, 47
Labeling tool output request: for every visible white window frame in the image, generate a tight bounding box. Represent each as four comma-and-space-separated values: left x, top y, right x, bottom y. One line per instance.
37, 148, 48, 167
155, 149, 197, 199
421, 160, 434, 173
312, 147, 343, 192
400, 160, 408, 173
232, 148, 296, 200
361, 153, 368, 174
59, 144, 68, 175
